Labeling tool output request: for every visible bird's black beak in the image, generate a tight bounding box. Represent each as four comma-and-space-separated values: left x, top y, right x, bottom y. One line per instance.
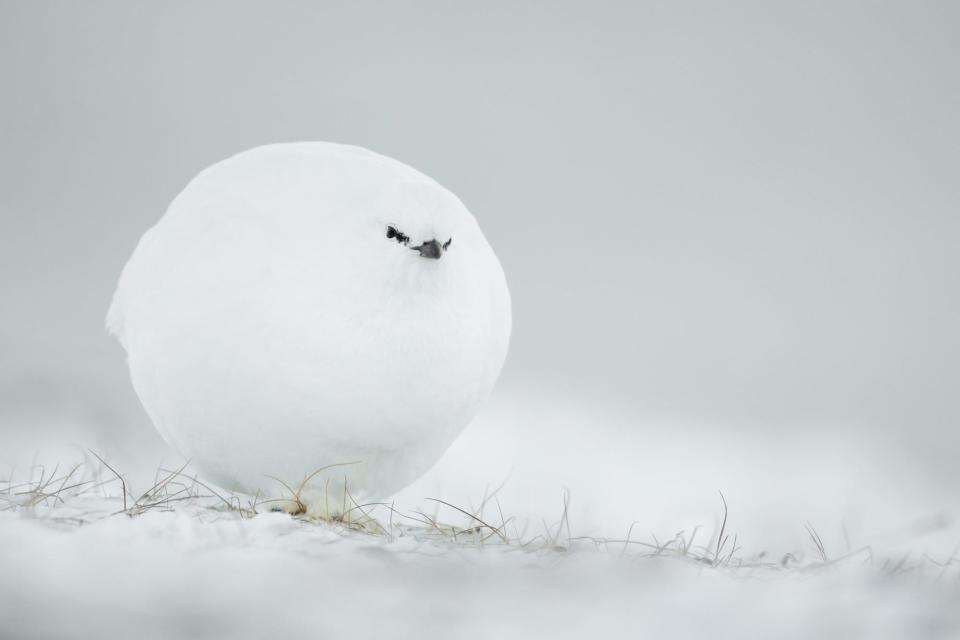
411, 239, 443, 260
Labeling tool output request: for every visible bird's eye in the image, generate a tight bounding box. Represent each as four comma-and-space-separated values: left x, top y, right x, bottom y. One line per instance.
442, 238, 452, 250
386, 225, 409, 245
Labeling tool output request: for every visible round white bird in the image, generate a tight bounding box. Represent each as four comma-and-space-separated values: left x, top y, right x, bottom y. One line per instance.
107, 142, 511, 510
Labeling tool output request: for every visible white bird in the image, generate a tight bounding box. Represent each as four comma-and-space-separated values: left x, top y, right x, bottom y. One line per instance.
107, 142, 511, 511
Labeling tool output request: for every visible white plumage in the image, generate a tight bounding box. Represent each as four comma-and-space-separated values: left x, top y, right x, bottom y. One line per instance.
108, 142, 511, 506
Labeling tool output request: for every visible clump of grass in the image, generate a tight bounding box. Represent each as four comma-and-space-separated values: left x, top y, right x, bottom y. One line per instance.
0, 463, 91, 510
260, 461, 360, 516
568, 491, 744, 567
85, 449, 259, 518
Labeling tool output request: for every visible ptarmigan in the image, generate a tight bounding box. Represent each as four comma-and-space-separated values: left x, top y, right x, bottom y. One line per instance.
107, 142, 511, 512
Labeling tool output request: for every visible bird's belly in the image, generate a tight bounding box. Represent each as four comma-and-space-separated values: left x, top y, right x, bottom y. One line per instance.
126, 287, 498, 498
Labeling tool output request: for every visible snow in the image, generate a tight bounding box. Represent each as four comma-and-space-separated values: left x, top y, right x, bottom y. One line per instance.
0, 502, 957, 639
1, 389, 958, 639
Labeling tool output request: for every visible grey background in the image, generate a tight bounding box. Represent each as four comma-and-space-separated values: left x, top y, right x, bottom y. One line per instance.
1, 2, 957, 469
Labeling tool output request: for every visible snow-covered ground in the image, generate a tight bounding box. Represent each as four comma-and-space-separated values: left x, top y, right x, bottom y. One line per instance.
2, 501, 957, 640
2, 388, 958, 639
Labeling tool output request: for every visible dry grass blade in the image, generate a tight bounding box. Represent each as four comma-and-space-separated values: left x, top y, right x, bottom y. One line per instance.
340, 499, 393, 529
804, 521, 828, 563
295, 461, 361, 497
424, 498, 508, 543
683, 526, 701, 556
264, 474, 305, 514
160, 468, 253, 517
137, 460, 192, 504
88, 449, 129, 513
714, 490, 729, 566
621, 521, 639, 557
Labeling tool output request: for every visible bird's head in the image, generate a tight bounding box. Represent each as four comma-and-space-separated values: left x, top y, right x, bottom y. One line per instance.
364, 178, 480, 291
297, 156, 501, 307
